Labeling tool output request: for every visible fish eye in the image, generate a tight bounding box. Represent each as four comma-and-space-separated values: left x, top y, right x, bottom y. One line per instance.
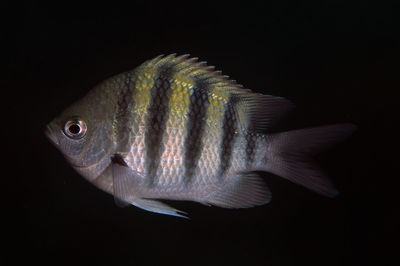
63, 118, 87, 139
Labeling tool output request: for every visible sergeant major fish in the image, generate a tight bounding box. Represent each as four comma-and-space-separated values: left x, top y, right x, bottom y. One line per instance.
45, 54, 356, 218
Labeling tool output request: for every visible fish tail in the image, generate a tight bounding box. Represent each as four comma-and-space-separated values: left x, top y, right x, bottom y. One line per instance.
265, 124, 356, 197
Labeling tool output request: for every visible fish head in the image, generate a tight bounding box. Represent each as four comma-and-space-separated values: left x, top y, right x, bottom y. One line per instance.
45, 89, 115, 182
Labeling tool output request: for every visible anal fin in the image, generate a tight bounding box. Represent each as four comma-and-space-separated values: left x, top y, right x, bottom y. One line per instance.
205, 172, 271, 208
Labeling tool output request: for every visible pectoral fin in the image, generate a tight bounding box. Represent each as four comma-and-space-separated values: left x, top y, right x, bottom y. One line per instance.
111, 155, 187, 218
111, 154, 142, 207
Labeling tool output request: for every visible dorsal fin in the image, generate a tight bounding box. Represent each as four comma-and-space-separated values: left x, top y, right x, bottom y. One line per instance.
235, 93, 295, 132
139, 54, 294, 132
139, 53, 242, 90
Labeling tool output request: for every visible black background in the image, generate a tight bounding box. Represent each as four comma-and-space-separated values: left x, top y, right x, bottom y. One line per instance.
4, 1, 398, 266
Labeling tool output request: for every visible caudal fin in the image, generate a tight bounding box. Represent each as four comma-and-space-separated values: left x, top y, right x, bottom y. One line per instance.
266, 124, 356, 197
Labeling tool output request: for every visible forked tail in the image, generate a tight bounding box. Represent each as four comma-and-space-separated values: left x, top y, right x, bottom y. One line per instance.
265, 124, 357, 197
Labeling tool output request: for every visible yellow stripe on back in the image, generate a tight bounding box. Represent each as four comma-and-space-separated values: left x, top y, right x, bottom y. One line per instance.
131, 67, 156, 125
168, 72, 194, 124
206, 86, 230, 129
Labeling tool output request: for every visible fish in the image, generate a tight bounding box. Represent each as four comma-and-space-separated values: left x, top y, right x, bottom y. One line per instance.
45, 54, 356, 218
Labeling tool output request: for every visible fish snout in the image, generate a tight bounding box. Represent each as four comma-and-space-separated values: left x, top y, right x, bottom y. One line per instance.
44, 124, 60, 146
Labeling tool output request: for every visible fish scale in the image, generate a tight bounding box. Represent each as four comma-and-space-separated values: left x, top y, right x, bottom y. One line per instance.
245, 131, 257, 168
46, 54, 356, 218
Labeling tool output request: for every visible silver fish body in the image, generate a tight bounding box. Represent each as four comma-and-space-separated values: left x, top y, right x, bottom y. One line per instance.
46, 54, 356, 217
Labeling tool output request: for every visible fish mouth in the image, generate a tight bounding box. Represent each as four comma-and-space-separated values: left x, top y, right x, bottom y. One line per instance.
44, 124, 60, 146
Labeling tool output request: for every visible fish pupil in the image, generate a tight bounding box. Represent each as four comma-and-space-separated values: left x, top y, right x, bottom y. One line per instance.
68, 124, 81, 135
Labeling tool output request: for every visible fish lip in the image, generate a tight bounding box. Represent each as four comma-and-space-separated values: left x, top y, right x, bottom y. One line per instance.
44, 124, 59, 146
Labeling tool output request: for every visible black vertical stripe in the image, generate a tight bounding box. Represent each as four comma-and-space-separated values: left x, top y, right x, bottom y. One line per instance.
245, 132, 256, 168
217, 96, 239, 180
145, 66, 174, 186
115, 72, 136, 152
183, 80, 210, 184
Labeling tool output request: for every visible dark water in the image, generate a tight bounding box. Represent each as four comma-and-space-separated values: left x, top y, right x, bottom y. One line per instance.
4, 1, 398, 266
